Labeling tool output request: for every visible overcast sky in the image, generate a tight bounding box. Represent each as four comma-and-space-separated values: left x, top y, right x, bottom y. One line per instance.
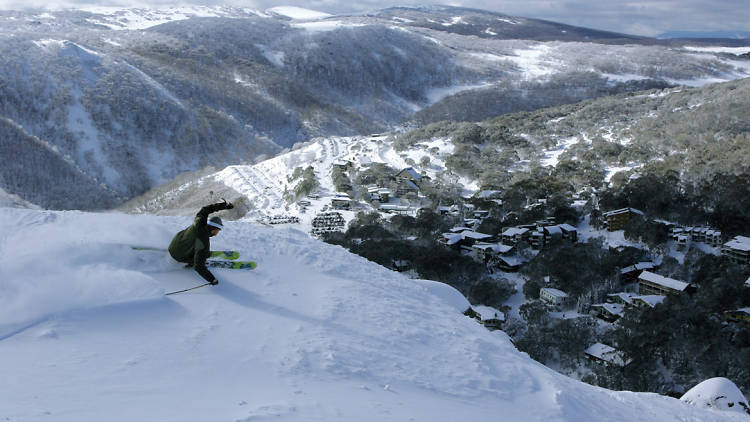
2, 0, 749, 37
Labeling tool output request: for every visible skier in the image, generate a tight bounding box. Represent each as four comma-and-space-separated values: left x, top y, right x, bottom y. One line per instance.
168, 199, 234, 285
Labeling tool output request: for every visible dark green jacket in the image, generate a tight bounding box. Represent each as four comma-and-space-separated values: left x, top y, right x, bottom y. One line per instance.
168, 202, 228, 282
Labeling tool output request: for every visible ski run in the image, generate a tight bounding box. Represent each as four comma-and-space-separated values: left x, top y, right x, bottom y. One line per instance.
0, 207, 745, 421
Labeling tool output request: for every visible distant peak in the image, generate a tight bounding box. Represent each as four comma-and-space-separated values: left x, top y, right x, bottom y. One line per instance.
266, 6, 333, 20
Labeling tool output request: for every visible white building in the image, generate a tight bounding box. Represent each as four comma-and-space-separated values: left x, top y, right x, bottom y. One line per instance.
540, 287, 569, 310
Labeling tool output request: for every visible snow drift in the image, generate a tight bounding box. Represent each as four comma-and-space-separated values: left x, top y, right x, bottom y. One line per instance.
0, 207, 746, 421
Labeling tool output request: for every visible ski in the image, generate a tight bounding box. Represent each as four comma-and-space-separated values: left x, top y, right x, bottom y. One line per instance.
130, 246, 240, 260
206, 260, 257, 270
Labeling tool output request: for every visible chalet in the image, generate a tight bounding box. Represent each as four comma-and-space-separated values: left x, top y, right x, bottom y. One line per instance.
492, 255, 524, 272
725, 308, 750, 328
638, 271, 692, 296
472, 242, 514, 263
333, 160, 353, 171
437, 205, 460, 215
592, 303, 625, 322
540, 287, 569, 310
501, 227, 530, 245
473, 305, 505, 330
705, 229, 723, 247
631, 295, 665, 308
607, 292, 637, 306
473, 209, 490, 219
379, 204, 410, 214
331, 194, 352, 210
529, 228, 546, 250
722, 235, 750, 265
619, 262, 657, 283
584, 343, 630, 367
395, 167, 426, 197
557, 224, 578, 242
603, 207, 644, 231
367, 186, 391, 203
439, 230, 493, 249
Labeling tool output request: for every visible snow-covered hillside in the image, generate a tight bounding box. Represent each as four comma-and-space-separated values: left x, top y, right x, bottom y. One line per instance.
3, 5, 750, 210
0, 207, 744, 421
124, 134, 458, 230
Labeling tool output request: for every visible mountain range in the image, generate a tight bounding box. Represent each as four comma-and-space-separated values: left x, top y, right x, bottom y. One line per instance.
1, 5, 749, 210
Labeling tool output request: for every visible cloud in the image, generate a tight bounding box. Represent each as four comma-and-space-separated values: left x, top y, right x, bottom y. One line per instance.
0, 0, 747, 37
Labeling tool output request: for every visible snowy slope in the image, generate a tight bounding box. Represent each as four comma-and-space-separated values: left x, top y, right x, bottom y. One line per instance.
210, 134, 442, 228
0, 207, 745, 421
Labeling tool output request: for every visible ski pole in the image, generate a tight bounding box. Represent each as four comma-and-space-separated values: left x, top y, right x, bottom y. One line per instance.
166, 282, 212, 296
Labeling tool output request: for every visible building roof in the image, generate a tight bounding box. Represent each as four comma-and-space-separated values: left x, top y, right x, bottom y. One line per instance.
632, 295, 666, 307
557, 223, 577, 232
502, 227, 529, 236
545, 225, 562, 235
620, 262, 656, 274
724, 236, 750, 252
461, 231, 494, 240
607, 292, 636, 304
541, 287, 568, 298
593, 303, 625, 317
604, 207, 644, 217
473, 242, 514, 254
441, 233, 463, 245
497, 255, 524, 267
398, 167, 422, 181
638, 271, 689, 292
584, 343, 629, 366
379, 204, 409, 211
473, 305, 505, 322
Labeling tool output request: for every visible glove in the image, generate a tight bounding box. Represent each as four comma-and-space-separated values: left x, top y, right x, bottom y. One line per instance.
220, 198, 234, 210
209, 279, 219, 286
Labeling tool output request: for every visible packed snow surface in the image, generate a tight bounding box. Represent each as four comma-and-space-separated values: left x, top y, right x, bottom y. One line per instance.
0, 207, 745, 421
681, 377, 750, 415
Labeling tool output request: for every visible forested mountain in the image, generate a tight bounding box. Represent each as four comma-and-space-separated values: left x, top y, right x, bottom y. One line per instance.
1, 5, 749, 209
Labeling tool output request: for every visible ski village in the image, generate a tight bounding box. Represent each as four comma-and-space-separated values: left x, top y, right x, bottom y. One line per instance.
2, 4, 750, 422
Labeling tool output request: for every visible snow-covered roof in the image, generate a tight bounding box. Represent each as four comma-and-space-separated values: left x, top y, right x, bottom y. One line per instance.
557, 223, 577, 232
545, 225, 562, 235
620, 262, 656, 274
724, 236, 750, 252
473, 305, 505, 322
502, 227, 529, 236
379, 204, 409, 211
473, 242, 514, 254
498, 255, 524, 267
607, 292, 636, 304
638, 271, 689, 292
604, 207, 644, 217
632, 295, 666, 307
441, 233, 463, 245
593, 303, 625, 317
541, 287, 568, 298
745, 277, 750, 288
584, 343, 629, 366
398, 167, 422, 181
461, 231, 493, 240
